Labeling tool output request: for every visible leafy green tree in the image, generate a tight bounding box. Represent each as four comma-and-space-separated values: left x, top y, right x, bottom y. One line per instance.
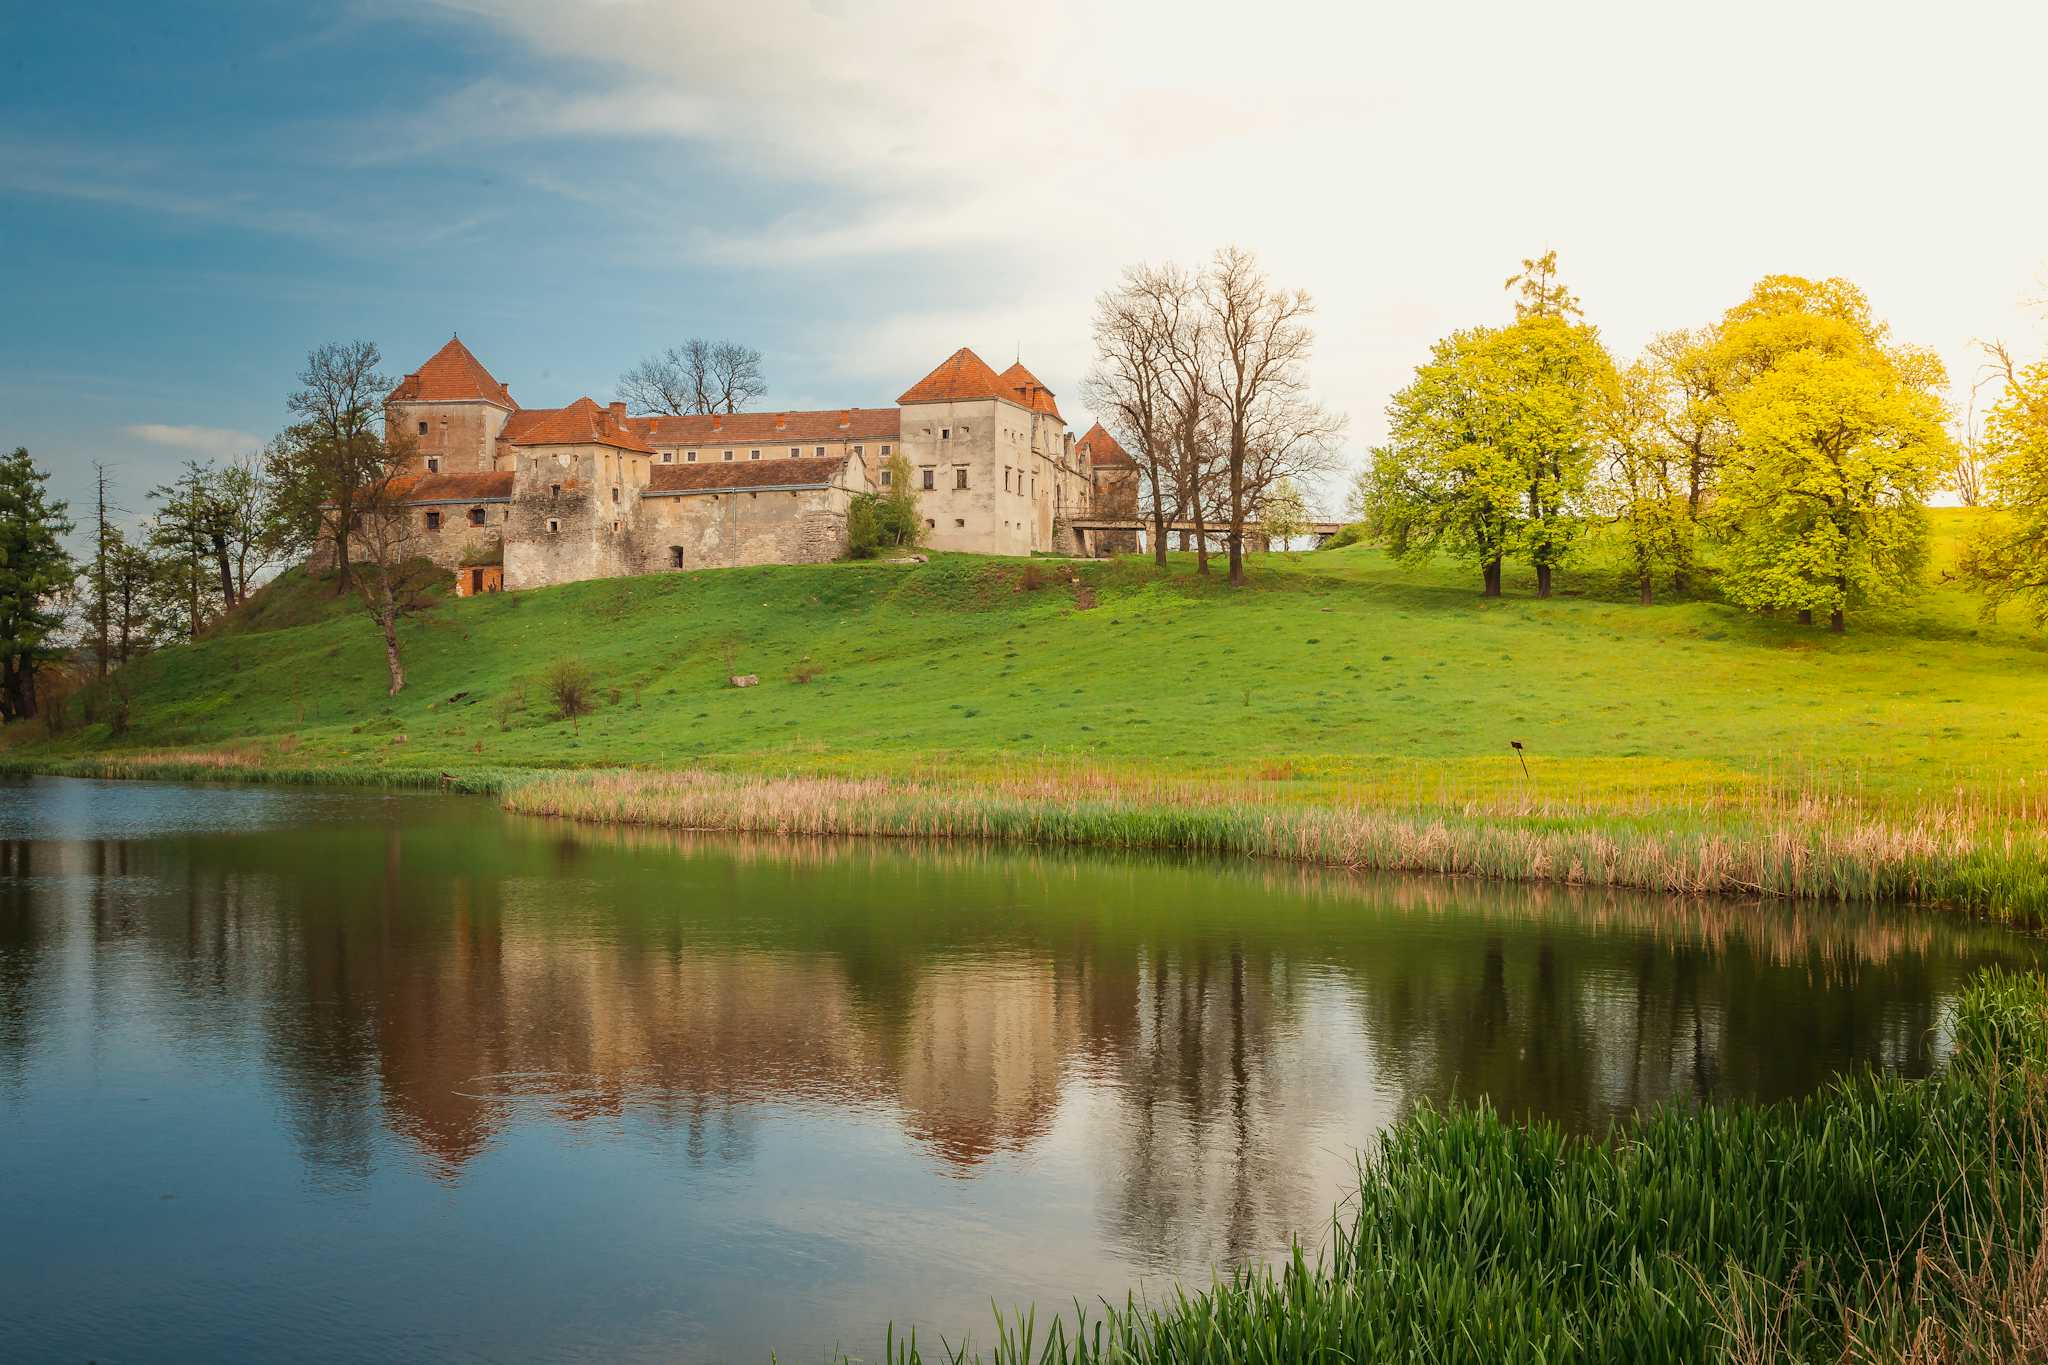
269, 341, 393, 593
1709, 277, 1952, 632
1257, 477, 1308, 553
1595, 360, 1695, 604
0, 448, 76, 720
1361, 328, 1524, 596
1489, 311, 1613, 597
1955, 343, 2048, 624
847, 453, 925, 558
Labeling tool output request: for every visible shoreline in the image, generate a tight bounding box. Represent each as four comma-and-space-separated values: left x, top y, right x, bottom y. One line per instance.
10, 751, 2045, 925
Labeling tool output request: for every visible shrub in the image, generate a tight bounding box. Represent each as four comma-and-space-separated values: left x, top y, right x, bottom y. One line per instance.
847, 454, 926, 558
1317, 522, 1367, 551
543, 659, 594, 720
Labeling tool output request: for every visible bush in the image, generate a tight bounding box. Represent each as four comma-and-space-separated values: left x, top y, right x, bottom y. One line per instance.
847, 454, 926, 559
1317, 522, 1367, 551
543, 659, 594, 720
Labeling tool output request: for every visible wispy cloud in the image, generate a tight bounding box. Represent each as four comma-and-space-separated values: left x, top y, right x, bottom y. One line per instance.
126, 424, 266, 460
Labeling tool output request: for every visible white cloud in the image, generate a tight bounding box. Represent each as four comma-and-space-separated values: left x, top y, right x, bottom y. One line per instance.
126, 424, 266, 460
402, 0, 2048, 505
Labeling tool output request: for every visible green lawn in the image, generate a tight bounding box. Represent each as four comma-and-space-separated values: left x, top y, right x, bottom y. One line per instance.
25, 510, 2043, 811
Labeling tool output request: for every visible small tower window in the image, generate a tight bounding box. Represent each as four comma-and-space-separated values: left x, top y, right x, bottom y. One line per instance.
426, 456, 440, 473
940, 427, 950, 440
790, 446, 801, 457
814, 446, 825, 457
662, 451, 673, 463
723, 450, 734, 461
611, 487, 620, 504
955, 467, 968, 490
417, 421, 428, 435
424, 510, 442, 531
921, 468, 934, 490
881, 444, 891, 456
750, 449, 761, 461
550, 483, 561, 498
880, 468, 891, 488
669, 546, 684, 569
546, 518, 560, 533
468, 507, 486, 526
687, 451, 698, 462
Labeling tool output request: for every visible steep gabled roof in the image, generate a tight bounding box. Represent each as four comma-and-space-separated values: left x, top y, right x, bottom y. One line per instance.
997, 362, 1064, 421
389, 337, 518, 408
898, 347, 1026, 407
1075, 421, 1137, 468
644, 455, 851, 495
634, 408, 901, 445
503, 397, 654, 453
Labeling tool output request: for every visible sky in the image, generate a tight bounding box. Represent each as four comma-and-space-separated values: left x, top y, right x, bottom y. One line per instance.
4, 0, 2046, 534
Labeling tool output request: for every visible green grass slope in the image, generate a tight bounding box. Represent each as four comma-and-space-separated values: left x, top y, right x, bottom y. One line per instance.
21, 511, 2047, 806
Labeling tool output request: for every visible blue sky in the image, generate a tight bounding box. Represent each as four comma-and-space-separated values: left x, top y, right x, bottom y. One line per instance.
5, 0, 2046, 532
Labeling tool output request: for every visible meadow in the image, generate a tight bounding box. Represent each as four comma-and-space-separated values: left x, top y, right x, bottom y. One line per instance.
16, 510, 2048, 914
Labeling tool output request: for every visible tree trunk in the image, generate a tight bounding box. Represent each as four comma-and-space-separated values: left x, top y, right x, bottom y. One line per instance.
1536, 563, 1552, 599
1150, 499, 1167, 568
378, 602, 405, 696
1830, 608, 1845, 634
1483, 557, 1502, 597
2, 656, 36, 720
211, 532, 236, 610
1639, 576, 1653, 606
1192, 502, 1210, 575
1797, 609, 1813, 626
1226, 452, 1246, 586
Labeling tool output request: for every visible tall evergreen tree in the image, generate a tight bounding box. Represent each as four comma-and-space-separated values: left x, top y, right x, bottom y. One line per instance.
0, 448, 76, 720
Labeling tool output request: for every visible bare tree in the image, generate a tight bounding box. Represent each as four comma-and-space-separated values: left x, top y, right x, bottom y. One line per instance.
618, 339, 767, 416
273, 341, 393, 594
1200, 247, 1330, 584
1084, 268, 1179, 567
347, 439, 432, 696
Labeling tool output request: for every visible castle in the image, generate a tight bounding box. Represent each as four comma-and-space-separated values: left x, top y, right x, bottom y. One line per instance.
377, 337, 1139, 593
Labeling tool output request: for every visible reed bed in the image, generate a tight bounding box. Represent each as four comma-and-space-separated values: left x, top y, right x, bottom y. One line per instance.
847, 970, 2048, 1365
503, 768, 2048, 922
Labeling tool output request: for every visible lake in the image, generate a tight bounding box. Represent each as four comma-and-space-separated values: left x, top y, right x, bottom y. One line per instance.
0, 776, 2036, 1362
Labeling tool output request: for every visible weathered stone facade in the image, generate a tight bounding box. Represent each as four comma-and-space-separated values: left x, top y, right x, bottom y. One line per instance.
375, 338, 1134, 592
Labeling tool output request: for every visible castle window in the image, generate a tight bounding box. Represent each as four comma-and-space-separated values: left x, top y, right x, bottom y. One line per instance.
546, 519, 560, 533
921, 468, 935, 491
854, 445, 864, 457
468, 507, 486, 526
880, 468, 891, 488
418, 421, 428, 435
1003, 468, 1011, 492
662, 451, 673, 463
426, 457, 440, 473
954, 518, 965, 528
750, 449, 761, 460
940, 427, 950, 440
550, 483, 561, 498
814, 446, 825, 457
611, 487, 620, 504
669, 546, 684, 569
613, 521, 620, 533
881, 444, 891, 456
790, 446, 800, 458
424, 510, 442, 531
687, 451, 698, 462
723, 450, 734, 461
925, 518, 935, 529
954, 467, 968, 490
959, 425, 969, 435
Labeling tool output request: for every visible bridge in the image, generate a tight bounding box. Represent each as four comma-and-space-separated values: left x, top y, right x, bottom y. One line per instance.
1062, 518, 1346, 557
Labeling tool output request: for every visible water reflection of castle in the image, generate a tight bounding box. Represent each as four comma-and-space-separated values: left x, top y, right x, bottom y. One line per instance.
3, 818, 2012, 1267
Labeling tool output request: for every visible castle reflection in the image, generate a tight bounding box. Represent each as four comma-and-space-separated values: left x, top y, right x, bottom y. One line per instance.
0, 793, 2031, 1271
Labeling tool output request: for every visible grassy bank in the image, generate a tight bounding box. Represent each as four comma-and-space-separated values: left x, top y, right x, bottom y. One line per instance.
860, 970, 2048, 1364
11, 512, 2045, 912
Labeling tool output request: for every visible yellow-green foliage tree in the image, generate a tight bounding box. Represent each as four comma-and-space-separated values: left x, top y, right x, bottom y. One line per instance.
1957, 344, 2048, 624
1363, 254, 1613, 598
1709, 276, 1952, 632
1594, 359, 1695, 604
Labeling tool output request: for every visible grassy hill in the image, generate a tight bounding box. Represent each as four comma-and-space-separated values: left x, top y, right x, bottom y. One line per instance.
14, 510, 2046, 915
22, 510, 2043, 796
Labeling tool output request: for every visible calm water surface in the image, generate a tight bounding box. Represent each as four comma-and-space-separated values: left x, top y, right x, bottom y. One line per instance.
1, 776, 2039, 1362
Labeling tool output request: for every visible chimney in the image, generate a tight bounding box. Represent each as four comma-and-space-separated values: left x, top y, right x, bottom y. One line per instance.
608, 401, 628, 424
838, 410, 850, 428
774, 414, 787, 431
711, 414, 722, 431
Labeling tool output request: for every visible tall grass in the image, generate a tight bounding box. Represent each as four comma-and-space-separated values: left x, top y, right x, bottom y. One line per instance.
851, 971, 2048, 1365
502, 768, 2048, 922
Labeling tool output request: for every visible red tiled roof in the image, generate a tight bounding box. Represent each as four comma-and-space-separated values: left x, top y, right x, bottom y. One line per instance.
898, 347, 1028, 407
391, 471, 516, 503
1075, 421, 1137, 468
634, 408, 900, 445
388, 337, 517, 408
645, 455, 850, 495
997, 362, 1064, 421
504, 397, 654, 453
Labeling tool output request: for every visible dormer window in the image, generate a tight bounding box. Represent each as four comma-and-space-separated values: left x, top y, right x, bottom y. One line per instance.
814, 446, 825, 457
790, 446, 800, 457
750, 450, 761, 461
687, 451, 698, 462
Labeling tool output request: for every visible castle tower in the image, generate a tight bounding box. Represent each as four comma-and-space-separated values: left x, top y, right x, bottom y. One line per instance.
386, 337, 520, 476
